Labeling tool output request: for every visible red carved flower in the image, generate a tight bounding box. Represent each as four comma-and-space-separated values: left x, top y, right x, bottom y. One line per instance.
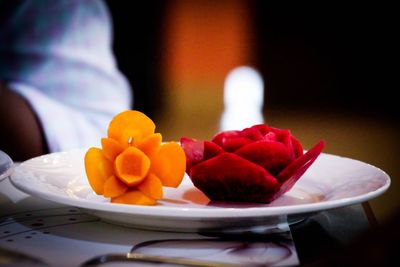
180, 124, 324, 203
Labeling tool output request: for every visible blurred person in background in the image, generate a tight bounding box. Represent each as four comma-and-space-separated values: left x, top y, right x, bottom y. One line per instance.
0, 0, 132, 162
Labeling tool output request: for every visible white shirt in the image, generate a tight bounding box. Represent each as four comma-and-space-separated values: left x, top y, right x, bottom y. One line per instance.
0, 0, 132, 152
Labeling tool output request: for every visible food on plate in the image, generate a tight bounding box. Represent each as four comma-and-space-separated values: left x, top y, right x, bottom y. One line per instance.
85, 110, 186, 205
180, 124, 324, 203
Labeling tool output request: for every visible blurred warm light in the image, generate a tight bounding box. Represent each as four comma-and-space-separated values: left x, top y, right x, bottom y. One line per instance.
162, 0, 255, 88
158, 0, 257, 140
221, 66, 264, 131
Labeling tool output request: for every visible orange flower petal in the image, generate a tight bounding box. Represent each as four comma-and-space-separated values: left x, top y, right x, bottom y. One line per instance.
138, 173, 163, 200
118, 129, 142, 148
114, 147, 150, 186
107, 110, 155, 146
103, 175, 128, 198
84, 147, 113, 194
150, 142, 186, 188
136, 133, 162, 157
101, 138, 124, 161
111, 189, 157, 205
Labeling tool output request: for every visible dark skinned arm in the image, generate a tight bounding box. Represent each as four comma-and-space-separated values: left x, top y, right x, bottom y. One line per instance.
0, 82, 48, 161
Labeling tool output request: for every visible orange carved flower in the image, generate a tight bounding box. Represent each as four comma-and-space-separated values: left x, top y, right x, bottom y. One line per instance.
84, 110, 186, 205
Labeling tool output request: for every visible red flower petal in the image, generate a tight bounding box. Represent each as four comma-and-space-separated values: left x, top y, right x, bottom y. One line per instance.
235, 141, 293, 176
221, 137, 253, 152
269, 127, 291, 146
250, 124, 270, 136
269, 127, 302, 159
180, 138, 223, 173
291, 136, 304, 158
211, 130, 242, 147
275, 140, 325, 198
211, 130, 253, 152
242, 126, 264, 141
189, 152, 280, 203
180, 137, 204, 173
204, 141, 224, 160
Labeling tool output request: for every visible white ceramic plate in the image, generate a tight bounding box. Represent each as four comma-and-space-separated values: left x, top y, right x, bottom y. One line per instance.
0, 150, 14, 181
10, 149, 390, 232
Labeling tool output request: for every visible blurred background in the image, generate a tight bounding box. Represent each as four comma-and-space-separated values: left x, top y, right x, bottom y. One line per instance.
105, 0, 398, 223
